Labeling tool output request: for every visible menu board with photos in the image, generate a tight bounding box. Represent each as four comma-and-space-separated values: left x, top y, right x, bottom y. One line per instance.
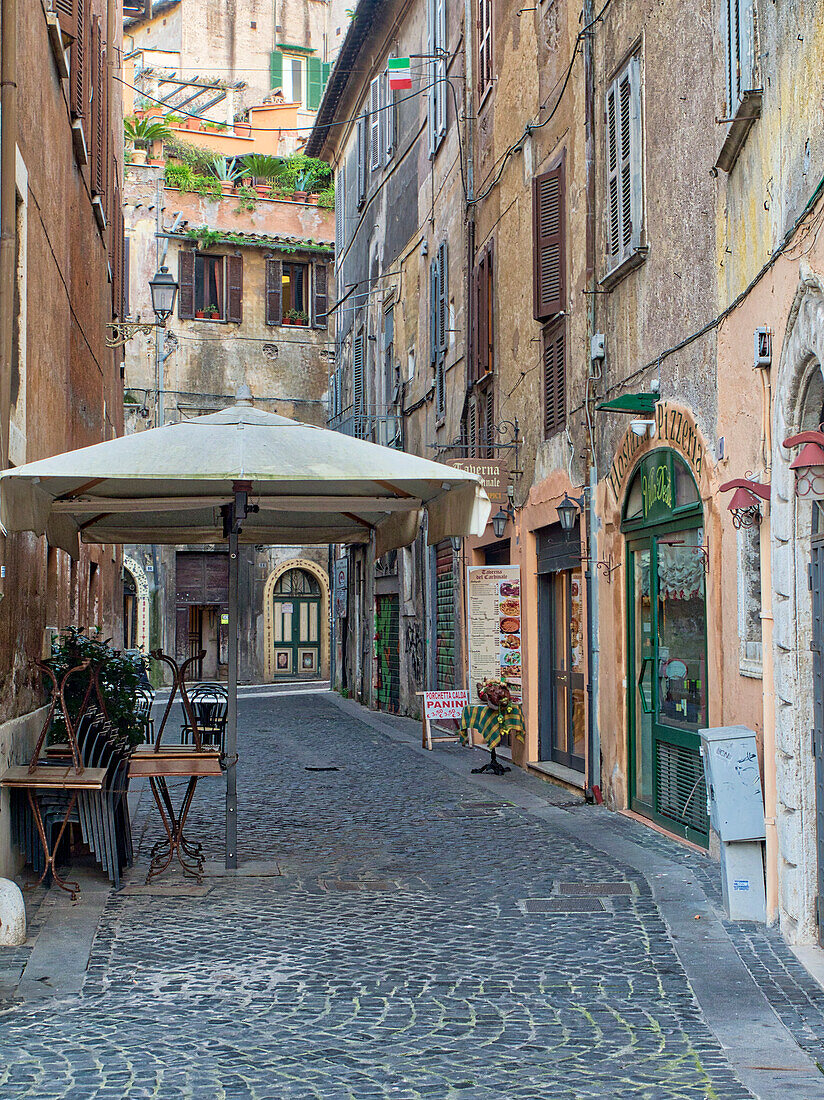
466, 566, 522, 702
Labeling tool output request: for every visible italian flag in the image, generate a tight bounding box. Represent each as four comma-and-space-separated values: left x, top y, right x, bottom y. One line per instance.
388, 57, 412, 91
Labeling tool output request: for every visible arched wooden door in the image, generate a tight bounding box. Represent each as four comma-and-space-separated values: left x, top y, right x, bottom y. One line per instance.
271, 568, 322, 678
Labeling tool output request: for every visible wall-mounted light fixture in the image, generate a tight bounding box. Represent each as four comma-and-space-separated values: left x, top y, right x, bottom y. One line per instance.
783, 431, 824, 499
556, 491, 620, 581
719, 477, 770, 528
106, 266, 179, 348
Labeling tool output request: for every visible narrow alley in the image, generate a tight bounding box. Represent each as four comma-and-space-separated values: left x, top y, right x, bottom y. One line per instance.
2, 691, 824, 1099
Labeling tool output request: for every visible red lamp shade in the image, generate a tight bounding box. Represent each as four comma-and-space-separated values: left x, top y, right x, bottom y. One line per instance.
728, 486, 759, 511
790, 442, 824, 499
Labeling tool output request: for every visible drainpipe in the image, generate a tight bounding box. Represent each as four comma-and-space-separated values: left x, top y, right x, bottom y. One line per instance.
0, 0, 18, 599
583, 0, 601, 795
759, 366, 777, 922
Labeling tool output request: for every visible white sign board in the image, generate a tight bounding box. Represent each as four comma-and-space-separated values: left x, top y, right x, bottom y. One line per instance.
466, 565, 522, 702
423, 690, 469, 721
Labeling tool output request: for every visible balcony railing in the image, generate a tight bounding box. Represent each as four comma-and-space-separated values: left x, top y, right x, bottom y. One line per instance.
329, 405, 403, 448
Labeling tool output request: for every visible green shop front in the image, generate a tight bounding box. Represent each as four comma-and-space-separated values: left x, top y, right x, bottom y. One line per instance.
622, 448, 710, 846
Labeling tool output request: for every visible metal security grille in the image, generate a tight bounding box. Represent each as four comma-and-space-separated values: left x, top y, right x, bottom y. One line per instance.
436, 541, 455, 689
375, 595, 400, 713
655, 740, 708, 835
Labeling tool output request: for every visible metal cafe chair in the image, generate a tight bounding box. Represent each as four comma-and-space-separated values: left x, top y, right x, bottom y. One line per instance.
181, 684, 228, 752
133, 684, 156, 744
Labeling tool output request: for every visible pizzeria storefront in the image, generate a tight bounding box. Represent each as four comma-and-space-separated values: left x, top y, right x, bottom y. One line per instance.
596, 402, 718, 847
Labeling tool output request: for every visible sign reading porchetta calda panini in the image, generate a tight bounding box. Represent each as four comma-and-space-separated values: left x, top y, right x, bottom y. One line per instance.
607, 402, 704, 501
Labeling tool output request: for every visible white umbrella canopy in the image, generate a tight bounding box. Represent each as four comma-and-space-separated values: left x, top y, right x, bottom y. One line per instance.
0, 396, 490, 870
0, 400, 491, 556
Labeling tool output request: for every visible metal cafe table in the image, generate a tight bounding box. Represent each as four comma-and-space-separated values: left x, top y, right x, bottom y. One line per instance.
127, 651, 222, 883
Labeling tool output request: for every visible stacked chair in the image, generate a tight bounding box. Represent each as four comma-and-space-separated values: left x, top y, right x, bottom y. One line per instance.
133, 684, 156, 744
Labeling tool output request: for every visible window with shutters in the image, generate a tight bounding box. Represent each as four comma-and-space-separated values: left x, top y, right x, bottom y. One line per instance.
356, 116, 367, 208
281, 262, 309, 322
178, 252, 242, 322
478, 0, 493, 101
335, 166, 345, 260
542, 317, 566, 437
90, 16, 105, 198
428, 0, 447, 154
737, 523, 762, 675
313, 263, 329, 329
369, 78, 381, 171
353, 324, 366, 433
725, 0, 756, 117
461, 386, 493, 458
532, 158, 565, 321
384, 68, 397, 162
431, 242, 448, 419
471, 239, 494, 382
604, 56, 645, 280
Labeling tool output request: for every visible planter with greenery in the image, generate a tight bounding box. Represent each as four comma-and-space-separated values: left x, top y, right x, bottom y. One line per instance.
287, 309, 309, 326
46, 627, 145, 748
196, 309, 205, 318
208, 304, 220, 319
124, 115, 174, 152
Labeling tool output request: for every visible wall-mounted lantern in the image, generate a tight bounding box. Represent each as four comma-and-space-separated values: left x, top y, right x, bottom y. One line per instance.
106, 266, 179, 348
783, 431, 824, 499
719, 478, 771, 529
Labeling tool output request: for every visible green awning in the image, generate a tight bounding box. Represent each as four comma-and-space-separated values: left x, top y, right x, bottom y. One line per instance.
596, 393, 659, 415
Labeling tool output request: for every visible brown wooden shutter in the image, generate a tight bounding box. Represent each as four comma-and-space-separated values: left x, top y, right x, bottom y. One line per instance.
485, 388, 494, 457
313, 263, 328, 329
56, 0, 77, 38
265, 257, 282, 325
118, 203, 126, 317
532, 160, 565, 321
485, 239, 494, 375
470, 262, 479, 383
226, 255, 243, 323
91, 18, 104, 194
70, 0, 89, 122
542, 318, 566, 436
178, 250, 196, 319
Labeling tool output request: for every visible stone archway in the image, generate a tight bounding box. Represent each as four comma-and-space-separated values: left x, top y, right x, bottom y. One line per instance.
123, 555, 151, 654
263, 559, 330, 682
771, 263, 824, 942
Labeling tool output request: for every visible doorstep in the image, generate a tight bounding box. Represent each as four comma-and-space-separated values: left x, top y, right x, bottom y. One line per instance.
619, 808, 710, 856
528, 758, 586, 791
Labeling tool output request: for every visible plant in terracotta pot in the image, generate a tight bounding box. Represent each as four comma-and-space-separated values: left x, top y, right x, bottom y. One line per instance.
195, 308, 205, 318
208, 303, 220, 320
292, 309, 309, 326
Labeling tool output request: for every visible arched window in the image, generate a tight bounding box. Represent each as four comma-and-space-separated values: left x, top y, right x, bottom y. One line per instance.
274, 568, 320, 596
622, 449, 700, 529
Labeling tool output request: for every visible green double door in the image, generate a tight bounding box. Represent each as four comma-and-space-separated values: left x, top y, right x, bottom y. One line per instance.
627, 525, 709, 844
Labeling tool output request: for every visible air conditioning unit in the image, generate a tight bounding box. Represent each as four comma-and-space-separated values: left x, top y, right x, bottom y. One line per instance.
754, 327, 772, 368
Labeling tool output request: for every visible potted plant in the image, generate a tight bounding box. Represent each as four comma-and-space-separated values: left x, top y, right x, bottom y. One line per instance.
291, 309, 309, 326
124, 115, 173, 166
281, 312, 292, 326
195, 307, 205, 318
208, 303, 220, 320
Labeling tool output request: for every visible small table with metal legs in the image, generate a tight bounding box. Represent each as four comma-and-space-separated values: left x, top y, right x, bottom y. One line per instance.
1, 765, 107, 899
128, 747, 222, 882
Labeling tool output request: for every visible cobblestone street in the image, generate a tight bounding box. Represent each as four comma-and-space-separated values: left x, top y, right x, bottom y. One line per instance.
2, 690, 824, 1098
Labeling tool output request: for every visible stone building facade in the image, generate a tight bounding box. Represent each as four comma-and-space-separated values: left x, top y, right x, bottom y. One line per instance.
0, 0, 126, 874
307, 0, 468, 716
310, 0, 824, 949
122, 165, 334, 683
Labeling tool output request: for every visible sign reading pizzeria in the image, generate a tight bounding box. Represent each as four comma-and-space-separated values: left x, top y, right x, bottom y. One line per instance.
607, 402, 705, 501
466, 566, 522, 702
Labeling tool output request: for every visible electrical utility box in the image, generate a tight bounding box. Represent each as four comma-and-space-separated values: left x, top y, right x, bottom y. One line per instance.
700, 725, 766, 921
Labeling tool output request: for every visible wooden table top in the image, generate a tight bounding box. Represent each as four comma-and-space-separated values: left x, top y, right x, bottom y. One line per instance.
1, 765, 107, 791
129, 746, 222, 778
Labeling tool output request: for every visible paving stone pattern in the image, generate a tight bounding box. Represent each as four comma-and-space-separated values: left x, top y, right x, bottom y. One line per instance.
0, 694, 764, 1098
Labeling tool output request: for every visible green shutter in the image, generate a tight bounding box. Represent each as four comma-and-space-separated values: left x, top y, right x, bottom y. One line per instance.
270, 50, 284, 92
307, 57, 323, 110
322, 61, 332, 90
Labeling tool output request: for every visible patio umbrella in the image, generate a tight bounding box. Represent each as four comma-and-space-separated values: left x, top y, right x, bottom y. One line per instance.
0, 395, 491, 867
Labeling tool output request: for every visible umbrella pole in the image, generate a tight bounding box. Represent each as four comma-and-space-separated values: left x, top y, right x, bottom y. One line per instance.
225, 526, 238, 869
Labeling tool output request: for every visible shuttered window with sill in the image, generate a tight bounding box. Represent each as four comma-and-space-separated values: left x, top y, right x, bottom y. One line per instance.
542, 317, 565, 437
605, 57, 643, 277
532, 159, 565, 321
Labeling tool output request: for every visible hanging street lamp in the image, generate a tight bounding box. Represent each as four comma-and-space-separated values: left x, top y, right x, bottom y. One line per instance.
718, 477, 771, 529
106, 266, 180, 348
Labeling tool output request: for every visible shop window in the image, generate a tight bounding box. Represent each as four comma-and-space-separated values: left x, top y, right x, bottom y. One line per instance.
737, 524, 762, 675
